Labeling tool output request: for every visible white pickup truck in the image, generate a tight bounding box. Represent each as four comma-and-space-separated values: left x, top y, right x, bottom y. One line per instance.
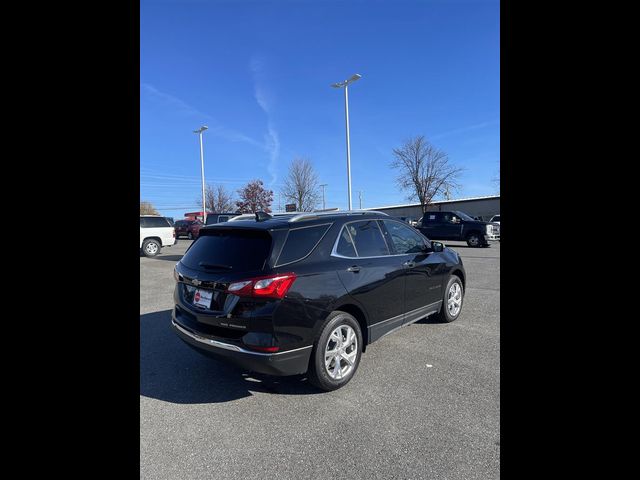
140, 215, 176, 257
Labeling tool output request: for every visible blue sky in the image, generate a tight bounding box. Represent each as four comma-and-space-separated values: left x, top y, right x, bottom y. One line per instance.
141, 0, 499, 217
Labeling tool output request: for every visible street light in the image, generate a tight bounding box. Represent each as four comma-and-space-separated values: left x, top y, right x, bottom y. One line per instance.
331, 73, 361, 210
320, 183, 328, 210
193, 126, 208, 223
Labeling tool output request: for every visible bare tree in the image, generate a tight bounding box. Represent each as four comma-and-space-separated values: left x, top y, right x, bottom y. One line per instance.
199, 184, 235, 213
140, 201, 159, 215
390, 136, 463, 213
281, 158, 321, 212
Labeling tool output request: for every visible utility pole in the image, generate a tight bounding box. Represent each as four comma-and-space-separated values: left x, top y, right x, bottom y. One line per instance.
358, 190, 363, 209
193, 126, 208, 223
320, 184, 328, 210
331, 74, 362, 210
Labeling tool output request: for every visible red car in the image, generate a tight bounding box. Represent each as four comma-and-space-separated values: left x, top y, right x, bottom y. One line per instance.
174, 219, 203, 239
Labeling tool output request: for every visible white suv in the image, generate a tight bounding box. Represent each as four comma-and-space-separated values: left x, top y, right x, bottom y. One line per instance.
140, 215, 176, 257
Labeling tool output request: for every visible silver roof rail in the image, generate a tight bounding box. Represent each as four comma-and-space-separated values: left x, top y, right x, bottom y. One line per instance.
226, 210, 389, 223
227, 214, 256, 222
288, 210, 389, 222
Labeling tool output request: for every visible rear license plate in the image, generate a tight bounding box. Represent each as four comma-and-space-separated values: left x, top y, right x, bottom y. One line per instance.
193, 289, 213, 309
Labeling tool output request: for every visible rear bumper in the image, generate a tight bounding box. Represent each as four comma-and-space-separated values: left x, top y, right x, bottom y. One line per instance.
171, 318, 313, 376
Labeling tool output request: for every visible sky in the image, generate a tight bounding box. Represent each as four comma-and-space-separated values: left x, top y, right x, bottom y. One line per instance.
140, 0, 500, 217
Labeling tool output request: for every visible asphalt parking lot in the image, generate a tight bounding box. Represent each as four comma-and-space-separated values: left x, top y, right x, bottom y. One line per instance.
140, 238, 500, 479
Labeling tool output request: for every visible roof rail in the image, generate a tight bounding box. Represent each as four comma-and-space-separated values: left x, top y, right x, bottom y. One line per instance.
225, 210, 389, 223
288, 210, 389, 222
227, 213, 256, 222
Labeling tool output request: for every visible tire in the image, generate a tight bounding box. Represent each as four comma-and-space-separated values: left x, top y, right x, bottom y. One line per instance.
433, 275, 464, 323
188, 232, 193, 240
466, 232, 482, 247
308, 311, 363, 391
142, 238, 161, 257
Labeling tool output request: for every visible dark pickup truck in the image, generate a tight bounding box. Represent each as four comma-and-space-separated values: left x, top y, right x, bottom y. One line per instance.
416, 210, 500, 247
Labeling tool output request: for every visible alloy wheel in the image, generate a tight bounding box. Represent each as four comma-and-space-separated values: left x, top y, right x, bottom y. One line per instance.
324, 324, 358, 380
447, 282, 462, 317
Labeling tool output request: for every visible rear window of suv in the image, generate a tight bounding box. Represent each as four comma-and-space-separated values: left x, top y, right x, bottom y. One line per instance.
276, 224, 332, 266
180, 229, 272, 272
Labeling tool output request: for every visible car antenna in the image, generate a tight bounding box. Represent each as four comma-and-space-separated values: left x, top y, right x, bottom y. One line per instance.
255, 211, 272, 222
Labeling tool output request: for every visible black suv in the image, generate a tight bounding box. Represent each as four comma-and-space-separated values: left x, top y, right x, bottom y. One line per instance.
172, 211, 466, 391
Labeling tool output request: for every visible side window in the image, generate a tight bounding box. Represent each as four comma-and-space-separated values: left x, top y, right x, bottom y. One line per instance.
336, 226, 357, 257
346, 221, 390, 257
441, 213, 452, 223
146, 217, 170, 228
382, 221, 426, 254
218, 216, 229, 222
140, 217, 147, 228
276, 224, 332, 266
424, 213, 438, 223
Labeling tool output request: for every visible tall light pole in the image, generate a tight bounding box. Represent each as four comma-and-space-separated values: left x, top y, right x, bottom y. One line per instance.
193, 126, 208, 223
320, 183, 328, 210
331, 73, 362, 210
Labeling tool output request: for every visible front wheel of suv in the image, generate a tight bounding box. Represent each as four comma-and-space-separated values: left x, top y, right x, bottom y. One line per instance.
308, 311, 363, 391
433, 275, 464, 323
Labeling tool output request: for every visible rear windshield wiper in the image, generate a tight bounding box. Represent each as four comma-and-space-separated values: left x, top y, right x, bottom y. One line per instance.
198, 262, 233, 270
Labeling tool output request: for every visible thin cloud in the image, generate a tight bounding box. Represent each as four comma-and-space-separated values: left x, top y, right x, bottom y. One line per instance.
141, 82, 262, 147
431, 120, 499, 140
141, 83, 211, 119
264, 124, 280, 187
250, 54, 279, 186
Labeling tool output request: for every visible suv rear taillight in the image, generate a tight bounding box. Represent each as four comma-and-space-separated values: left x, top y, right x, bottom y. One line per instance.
228, 273, 297, 299
173, 229, 176, 237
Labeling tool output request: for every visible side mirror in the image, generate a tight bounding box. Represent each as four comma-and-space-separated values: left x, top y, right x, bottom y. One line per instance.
432, 241, 444, 253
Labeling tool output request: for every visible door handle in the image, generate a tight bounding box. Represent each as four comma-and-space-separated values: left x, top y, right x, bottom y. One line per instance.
403, 261, 415, 268
347, 266, 360, 273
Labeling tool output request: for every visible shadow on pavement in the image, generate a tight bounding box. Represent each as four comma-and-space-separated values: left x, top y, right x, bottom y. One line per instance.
415, 314, 446, 325
140, 310, 320, 404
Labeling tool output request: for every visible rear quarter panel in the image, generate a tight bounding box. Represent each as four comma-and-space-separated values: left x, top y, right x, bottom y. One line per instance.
272, 268, 351, 348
